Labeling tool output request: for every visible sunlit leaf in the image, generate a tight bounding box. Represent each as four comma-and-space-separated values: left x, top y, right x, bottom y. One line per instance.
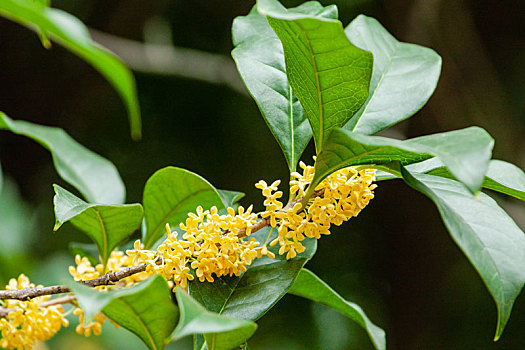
257, 0, 373, 153
0, 112, 125, 204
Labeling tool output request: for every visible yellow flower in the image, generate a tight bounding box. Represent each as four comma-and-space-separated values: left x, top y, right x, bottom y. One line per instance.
73, 308, 108, 337
0, 274, 68, 349
259, 163, 377, 260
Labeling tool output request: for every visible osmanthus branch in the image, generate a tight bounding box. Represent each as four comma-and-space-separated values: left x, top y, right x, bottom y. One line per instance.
0, 189, 325, 306
0, 263, 149, 302
40, 295, 77, 308
237, 188, 325, 239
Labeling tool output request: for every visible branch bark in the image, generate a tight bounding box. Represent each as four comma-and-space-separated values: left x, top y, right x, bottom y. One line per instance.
0, 263, 149, 301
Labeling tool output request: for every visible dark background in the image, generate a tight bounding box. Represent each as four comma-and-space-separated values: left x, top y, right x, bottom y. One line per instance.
1, 0, 524, 349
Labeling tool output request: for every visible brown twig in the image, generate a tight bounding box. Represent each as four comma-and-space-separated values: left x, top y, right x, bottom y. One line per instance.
40, 295, 77, 308
237, 188, 325, 239
0, 188, 325, 304
82, 263, 148, 287
0, 263, 149, 301
0, 285, 71, 301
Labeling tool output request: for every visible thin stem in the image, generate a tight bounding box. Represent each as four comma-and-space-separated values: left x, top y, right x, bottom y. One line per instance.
0, 263, 149, 301
40, 295, 77, 308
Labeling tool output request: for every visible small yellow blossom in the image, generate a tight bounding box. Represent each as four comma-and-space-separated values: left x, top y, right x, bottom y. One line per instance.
73, 308, 110, 337
0, 274, 68, 350
259, 163, 377, 259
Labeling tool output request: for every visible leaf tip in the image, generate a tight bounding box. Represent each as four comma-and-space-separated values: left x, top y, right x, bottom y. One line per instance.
53, 222, 62, 232
131, 128, 142, 141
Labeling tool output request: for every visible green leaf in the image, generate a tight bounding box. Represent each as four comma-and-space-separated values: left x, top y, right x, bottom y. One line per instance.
397, 167, 525, 340
289, 269, 385, 350
428, 160, 525, 201
189, 227, 317, 321
103, 276, 179, 350
53, 185, 143, 268
343, 15, 442, 135
257, 0, 373, 153
69, 275, 178, 350
142, 167, 223, 249
480, 160, 525, 201
232, 5, 312, 172
172, 288, 257, 350
217, 189, 245, 208
0, 112, 125, 204
0, 0, 141, 139
389, 158, 525, 201
310, 126, 493, 198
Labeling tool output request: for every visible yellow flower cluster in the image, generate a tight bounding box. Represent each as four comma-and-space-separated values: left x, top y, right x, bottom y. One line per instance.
69, 251, 152, 289
68, 252, 150, 337
0, 274, 68, 350
61, 162, 376, 341
258, 162, 377, 259
72, 308, 113, 337
127, 205, 272, 288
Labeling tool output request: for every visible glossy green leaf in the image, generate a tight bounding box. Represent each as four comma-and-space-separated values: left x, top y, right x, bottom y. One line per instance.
189, 227, 317, 322
343, 15, 442, 135
69, 275, 178, 349
232, 4, 312, 172
397, 167, 525, 340
0, 0, 141, 139
217, 189, 245, 208
53, 185, 143, 268
309, 126, 493, 200
386, 158, 525, 201
172, 288, 257, 350
257, 0, 373, 153
289, 268, 385, 350
427, 160, 525, 201
142, 167, 223, 249
0, 112, 125, 204
103, 276, 179, 350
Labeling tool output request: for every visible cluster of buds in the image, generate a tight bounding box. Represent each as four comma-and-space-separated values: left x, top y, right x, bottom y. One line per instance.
0, 275, 68, 350
126, 205, 274, 288
258, 162, 377, 259
68, 252, 147, 336
0, 163, 377, 345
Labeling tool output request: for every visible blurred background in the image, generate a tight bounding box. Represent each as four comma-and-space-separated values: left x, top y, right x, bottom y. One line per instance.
1, 0, 525, 349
